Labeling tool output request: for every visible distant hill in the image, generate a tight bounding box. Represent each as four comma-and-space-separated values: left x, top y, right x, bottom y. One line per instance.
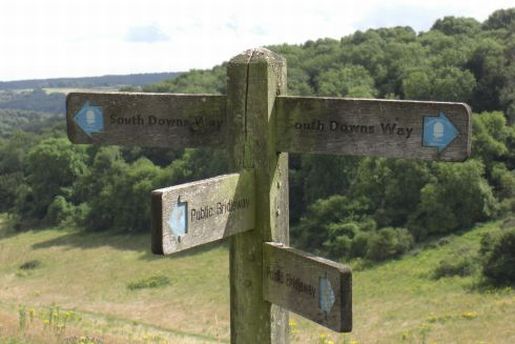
0, 72, 182, 114
0, 72, 181, 90
0, 89, 66, 113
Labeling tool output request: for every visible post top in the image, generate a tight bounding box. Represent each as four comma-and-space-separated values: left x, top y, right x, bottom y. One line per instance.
229, 47, 285, 65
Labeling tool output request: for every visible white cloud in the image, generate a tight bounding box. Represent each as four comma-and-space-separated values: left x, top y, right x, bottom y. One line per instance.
0, 0, 512, 81
125, 25, 169, 43
355, 4, 452, 31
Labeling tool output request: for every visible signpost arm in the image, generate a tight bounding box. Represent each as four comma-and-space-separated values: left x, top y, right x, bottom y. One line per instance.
227, 49, 289, 343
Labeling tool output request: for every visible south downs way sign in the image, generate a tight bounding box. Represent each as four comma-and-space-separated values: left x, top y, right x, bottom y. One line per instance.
275, 96, 471, 161
66, 92, 225, 148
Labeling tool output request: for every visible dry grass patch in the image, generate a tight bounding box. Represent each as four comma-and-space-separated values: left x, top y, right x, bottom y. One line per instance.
0, 216, 513, 343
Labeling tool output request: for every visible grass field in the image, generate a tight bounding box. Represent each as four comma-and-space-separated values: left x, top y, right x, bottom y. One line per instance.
0, 215, 513, 343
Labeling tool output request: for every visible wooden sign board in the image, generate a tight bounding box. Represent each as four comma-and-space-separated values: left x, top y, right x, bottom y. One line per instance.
152, 171, 255, 255
275, 96, 472, 161
66, 92, 226, 148
263, 242, 352, 332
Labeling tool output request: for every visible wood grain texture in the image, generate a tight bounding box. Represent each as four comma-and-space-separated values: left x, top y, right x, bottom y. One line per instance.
66, 92, 226, 148
151, 171, 255, 255
263, 242, 352, 333
276, 96, 471, 161
228, 48, 289, 344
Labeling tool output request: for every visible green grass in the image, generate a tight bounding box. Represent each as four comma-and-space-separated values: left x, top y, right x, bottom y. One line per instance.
42, 87, 121, 95
0, 215, 230, 343
0, 215, 513, 343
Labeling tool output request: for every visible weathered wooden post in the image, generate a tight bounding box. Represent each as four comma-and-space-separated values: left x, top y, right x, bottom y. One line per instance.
226, 49, 289, 343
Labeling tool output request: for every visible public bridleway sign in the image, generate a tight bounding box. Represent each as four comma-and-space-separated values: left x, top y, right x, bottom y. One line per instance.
151, 170, 255, 254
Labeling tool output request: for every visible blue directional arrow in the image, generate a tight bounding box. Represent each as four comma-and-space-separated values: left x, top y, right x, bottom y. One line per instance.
168, 198, 188, 238
423, 112, 459, 152
319, 275, 335, 315
73, 101, 104, 137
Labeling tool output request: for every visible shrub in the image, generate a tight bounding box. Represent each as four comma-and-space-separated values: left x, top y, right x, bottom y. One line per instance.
350, 232, 370, 258
366, 227, 414, 261
437, 235, 455, 247
127, 274, 171, 290
498, 198, 515, 217
501, 216, 515, 229
19, 260, 42, 270
323, 235, 352, 258
320, 220, 378, 259
73, 203, 90, 225
432, 252, 478, 279
480, 227, 515, 285
46, 196, 76, 225
328, 222, 360, 238
293, 195, 370, 251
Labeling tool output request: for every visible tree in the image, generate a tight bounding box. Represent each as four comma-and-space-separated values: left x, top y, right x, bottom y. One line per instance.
143, 66, 226, 94
402, 68, 432, 100
402, 66, 476, 102
84, 154, 165, 232
431, 66, 476, 102
472, 111, 515, 170
431, 16, 481, 36
467, 39, 507, 111
109, 158, 165, 232
482, 8, 515, 31
499, 63, 515, 124
18, 138, 88, 220
300, 155, 359, 206
490, 163, 515, 202
480, 226, 515, 285
317, 65, 377, 97
0, 131, 36, 211
350, 158, 432, 227
270, 43, 314, 95
80, 146, 127, 230
408, 160, 497, 238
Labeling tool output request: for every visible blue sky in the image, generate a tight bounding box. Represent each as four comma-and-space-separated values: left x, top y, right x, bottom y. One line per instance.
0, 0, 512, 81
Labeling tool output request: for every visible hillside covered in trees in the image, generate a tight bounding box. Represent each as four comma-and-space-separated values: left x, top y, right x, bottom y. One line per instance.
0, 9, 513, 280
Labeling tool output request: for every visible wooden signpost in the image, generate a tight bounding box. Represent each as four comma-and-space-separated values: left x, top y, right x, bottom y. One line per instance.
66, 48, 472, 344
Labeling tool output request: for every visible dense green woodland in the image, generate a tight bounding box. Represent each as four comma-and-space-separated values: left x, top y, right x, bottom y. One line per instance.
1, 9, 513, 283
0, 108, 62, 138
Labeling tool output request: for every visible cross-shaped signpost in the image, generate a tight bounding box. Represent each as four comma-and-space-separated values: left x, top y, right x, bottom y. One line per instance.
67, 48, 471, 343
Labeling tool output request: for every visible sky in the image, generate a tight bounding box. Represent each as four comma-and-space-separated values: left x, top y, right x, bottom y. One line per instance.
0, 0, 512, 81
